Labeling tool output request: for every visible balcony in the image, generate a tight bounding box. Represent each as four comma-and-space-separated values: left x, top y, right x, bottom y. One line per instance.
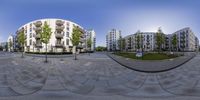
55, 32, 64, 38
18, 28, 24, 33
55, 42, 63, 48
80, 38, 85, 43
34, 21, 42, 27
35, 43, 42, 48
34, 34, 40, 39
77, 45, 84, 49
56, 20, 64, 26
34, 27, 42, 32
80, 34, 85, 38
56, 26, 64, 32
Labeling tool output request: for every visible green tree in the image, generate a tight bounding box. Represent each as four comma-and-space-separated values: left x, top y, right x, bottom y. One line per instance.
40, 21, 52, 63
87, 37, 92, 55
155, 28, 165, 53
172, 34, 177, 52
96, 46, 106, 51
118, 37, 126, 52
121, 38, 126, 51
71, 26, 82, 60
146, 35, 150, 51
140, 34, 144, 52
135, 33, 141, 51
17, 29, 25, 58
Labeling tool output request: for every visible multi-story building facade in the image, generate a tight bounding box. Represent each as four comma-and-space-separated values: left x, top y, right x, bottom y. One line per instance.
172, 27, 196, 51
165, 34, 172, 51
122, 27, 199, 52
124, 31, 156, 52
7, 34, 16, 52
86, 29, 96, 51
15, 18, 91, 53
106, 29, 121, 51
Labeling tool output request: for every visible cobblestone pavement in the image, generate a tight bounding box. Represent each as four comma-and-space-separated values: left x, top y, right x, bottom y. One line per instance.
1, 52, 200, 100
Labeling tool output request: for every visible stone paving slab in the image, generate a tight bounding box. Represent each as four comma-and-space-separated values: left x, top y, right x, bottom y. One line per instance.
1, 52, 200, 99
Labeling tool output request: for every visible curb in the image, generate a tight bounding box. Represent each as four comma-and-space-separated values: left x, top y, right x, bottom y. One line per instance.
107, 53, 196, 73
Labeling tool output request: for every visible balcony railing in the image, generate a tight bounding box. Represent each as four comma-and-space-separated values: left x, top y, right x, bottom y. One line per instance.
56, 20, 64, 26
35, 43, 42, 48
55, 42, 63, 47
80, 38, 86, 43
34, 34, 40, 39
34, 21, 42, 27
34, 27, 42, 32
80, 34, 85, 38
55, 32, 64, 38
56, 26, 64, 32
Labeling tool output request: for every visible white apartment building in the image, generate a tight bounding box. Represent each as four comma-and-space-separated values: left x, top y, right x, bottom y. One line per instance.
122, 27, 199, 52
106, 29, 121, 51
124, 31, 156, 52
172, 27, 196, 51
16, 18, 89, 53
7, 34, 15, 52
86, 29, 96, 51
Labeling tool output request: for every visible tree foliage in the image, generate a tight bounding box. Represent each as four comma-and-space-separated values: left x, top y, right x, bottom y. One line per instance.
118, 38, 126, 51
172, 34, 177, 51
40, 21, 52, 44
155, 28, 165, 52
18, 29, 25, 47
87, 37, 92, 50
71, 26, 82, 46
71, 26, 83, 60
96, 46, 106, 51
39, 21, 52, 62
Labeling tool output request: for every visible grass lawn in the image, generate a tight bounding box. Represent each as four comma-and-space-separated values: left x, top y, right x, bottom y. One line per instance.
113, 52, 179, 60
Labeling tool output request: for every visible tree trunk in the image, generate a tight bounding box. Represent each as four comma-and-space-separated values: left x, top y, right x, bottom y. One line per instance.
45, 43, 48, 63
74, 46, 77, 60
88, 48, 90, 56
21, 47, 24, 58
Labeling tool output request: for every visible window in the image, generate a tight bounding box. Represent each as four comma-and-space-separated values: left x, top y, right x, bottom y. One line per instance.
30, 39, 32, 45
30, 33, 32, 38
66, 27, 70, 31
66, 32, 69, 37
66, 39, 69, 45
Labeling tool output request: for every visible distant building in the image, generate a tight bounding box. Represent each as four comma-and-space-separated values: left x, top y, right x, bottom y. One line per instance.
86, 29, 96, 51
7, 34, 16, 52
124, 31, 156, 52
172, 27, 196, 51
122, 27, 199, 52
106, 29, 121, 51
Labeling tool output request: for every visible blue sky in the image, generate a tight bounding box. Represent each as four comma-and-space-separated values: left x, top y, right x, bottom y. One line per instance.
0, 0, 200, 46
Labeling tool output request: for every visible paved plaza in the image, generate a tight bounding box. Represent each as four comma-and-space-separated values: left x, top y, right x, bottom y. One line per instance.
1, 52, 200, 100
